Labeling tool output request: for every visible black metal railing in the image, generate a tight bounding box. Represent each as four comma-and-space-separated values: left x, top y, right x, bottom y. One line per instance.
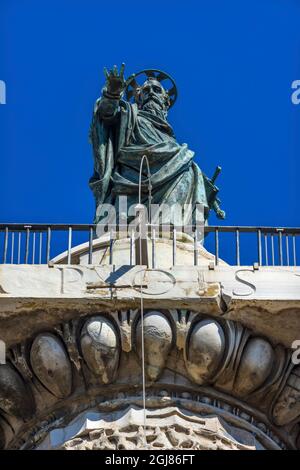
0, 223, 299, 267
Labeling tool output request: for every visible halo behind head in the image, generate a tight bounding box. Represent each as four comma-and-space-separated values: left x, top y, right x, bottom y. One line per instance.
125, 69, 178, 108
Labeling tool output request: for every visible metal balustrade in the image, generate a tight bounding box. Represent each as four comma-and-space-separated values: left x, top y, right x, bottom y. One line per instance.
0, 223, 299, 267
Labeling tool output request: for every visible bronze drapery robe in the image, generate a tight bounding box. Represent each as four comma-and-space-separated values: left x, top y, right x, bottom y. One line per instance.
89, 100, 210, 225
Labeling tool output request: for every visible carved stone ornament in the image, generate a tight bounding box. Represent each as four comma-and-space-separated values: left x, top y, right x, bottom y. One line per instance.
0, 310, 299, 450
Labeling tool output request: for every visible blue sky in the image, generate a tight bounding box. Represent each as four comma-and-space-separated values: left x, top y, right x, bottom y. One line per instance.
0, 0, 300, 262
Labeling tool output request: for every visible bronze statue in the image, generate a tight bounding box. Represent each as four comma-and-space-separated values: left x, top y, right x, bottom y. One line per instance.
89, 64, 225, 226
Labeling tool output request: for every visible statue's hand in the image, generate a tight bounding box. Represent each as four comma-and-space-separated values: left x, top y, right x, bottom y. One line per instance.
103, 63, 127, 98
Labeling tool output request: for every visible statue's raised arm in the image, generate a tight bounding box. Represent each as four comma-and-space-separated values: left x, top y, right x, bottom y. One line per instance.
94, 63, 134, 123
97, 64, 125, 121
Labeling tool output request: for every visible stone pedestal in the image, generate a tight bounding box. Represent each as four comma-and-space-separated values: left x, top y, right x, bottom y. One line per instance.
0, 238, 299, 450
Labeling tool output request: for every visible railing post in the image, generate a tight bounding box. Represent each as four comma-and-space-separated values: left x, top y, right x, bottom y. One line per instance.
88, 226, 93, 264
17, 232, 21, 264
39, 232, 42, 264
10, 232, 14, 264
293, 235, 297, 266
235, 229, 240, 266
278, 230, 283, 266
264, 233, 268, 266
134, 204, 149, 267
25, 226, 30, 263
46, 227, 51, 264
215, 228, 219, 266
109, 231, 114, 265
194, 229, 198, 266
285, 234, 290, 266
257, 229, 262, 266
151, 226, 156, 269
172, 228, 176, 266
130, 229, 134, 266
271, 234, 275, 266
32, 232, 36, 264
67, 227, 72, 264
3, 227, 8, 263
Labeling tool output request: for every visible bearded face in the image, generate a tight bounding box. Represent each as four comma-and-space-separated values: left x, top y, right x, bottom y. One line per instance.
138, 78, 170, 115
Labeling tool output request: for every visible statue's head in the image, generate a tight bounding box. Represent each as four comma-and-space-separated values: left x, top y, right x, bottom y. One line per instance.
124, 69, 177, 117
137, 77, 170, 113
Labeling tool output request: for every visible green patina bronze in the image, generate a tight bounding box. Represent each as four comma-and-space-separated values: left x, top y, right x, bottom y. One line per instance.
89, 64, 225, 225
